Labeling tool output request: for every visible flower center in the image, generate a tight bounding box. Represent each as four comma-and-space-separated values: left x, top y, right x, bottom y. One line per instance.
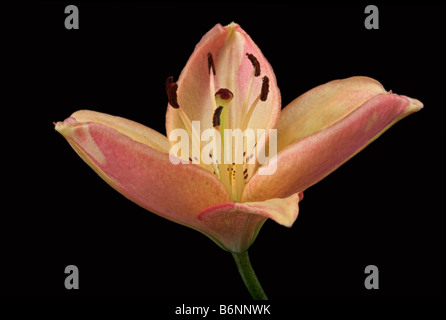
208, 52, 269, 202
166, 53, 269, 202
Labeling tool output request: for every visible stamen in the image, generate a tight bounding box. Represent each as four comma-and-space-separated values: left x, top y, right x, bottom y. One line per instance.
207, 52, 216, 75
165, 76, 173, 85
241, 79, 266, 130
240, 53, 260, 129
207, 54, 217, 111
260, 76, 269, 101
166, 76, 209, 170
213, 106, 223, 127
246, 53, 261, 77
165, 76, 180, 109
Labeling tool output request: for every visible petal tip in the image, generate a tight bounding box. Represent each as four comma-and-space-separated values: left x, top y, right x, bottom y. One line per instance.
225, 21, 239, 30
393, 94, 423, 115
54, 117, 76, 135
406, 96, 423, 112
54, 121, 63, 132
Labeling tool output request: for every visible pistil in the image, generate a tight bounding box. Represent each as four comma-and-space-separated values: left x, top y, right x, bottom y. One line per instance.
214, 88, 235, 200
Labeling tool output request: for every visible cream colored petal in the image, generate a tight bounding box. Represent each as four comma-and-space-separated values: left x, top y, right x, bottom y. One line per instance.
70, 110, 170, 153
276, 76, 386, 152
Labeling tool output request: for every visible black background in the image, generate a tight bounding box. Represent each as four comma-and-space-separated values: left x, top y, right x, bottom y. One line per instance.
2, 1, 444, 307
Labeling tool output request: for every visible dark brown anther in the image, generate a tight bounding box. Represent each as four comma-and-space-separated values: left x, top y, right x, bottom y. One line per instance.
260, 76, 269, 101
165, 76, 180, 109
213, 106, 223, 127
243, 168, 248, 174
246, 53, 261, 77
207, 52, 216, 75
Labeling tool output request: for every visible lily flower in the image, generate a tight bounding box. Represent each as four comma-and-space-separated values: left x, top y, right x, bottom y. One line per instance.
55, 23, 422, 299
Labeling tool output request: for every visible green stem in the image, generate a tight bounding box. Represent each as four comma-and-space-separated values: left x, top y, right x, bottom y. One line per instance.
232, 251, 268, 300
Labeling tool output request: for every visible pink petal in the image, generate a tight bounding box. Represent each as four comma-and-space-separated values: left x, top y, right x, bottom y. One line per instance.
166, 22, 280, 141
214, 23, 281, 133
197, 193, 300, 252
55, 111, 229, 230
166, 24, 226, 138
243, 93, 422, 202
